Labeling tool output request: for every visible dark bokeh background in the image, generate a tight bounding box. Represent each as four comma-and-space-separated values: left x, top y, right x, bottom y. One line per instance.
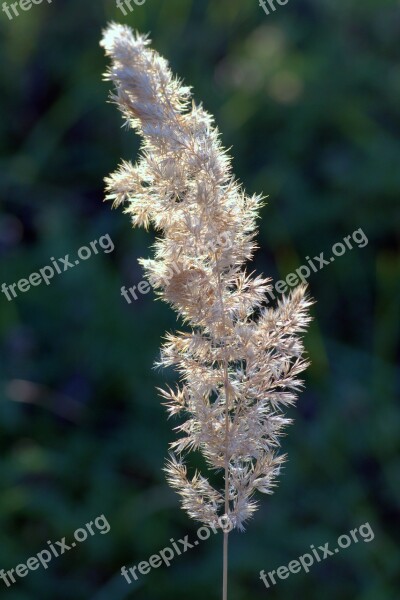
1, 1, 399, 599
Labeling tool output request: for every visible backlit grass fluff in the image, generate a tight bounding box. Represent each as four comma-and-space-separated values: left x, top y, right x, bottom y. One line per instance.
101, 23, 312, 599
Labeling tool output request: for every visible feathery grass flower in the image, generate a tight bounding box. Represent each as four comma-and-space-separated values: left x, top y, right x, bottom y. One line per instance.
101, 23, 312, 598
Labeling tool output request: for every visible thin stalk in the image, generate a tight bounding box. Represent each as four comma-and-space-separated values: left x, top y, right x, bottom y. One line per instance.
223, 529, 229, 600
214, 253, 231, 600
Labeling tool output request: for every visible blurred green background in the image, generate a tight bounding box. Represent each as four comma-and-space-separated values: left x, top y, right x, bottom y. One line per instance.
0, 0, 399, 599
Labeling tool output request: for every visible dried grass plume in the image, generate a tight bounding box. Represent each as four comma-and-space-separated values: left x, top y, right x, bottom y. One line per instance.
101, 23, 312, 533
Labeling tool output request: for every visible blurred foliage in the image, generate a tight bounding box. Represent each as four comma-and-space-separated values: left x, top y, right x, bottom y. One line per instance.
0, 0, 399, 599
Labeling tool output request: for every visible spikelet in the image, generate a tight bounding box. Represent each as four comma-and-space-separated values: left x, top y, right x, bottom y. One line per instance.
101, 24, 312, 532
